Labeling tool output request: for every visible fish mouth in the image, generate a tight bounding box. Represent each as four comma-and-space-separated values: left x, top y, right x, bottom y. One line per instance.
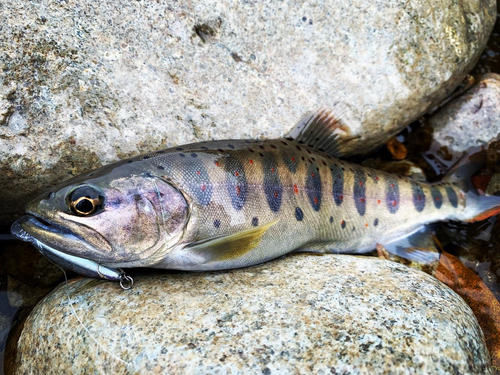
10, 215, 124, 281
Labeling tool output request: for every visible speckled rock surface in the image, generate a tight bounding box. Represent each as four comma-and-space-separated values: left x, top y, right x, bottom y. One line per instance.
429, 73, 500, 152
0, 0, 496, 225
8, 255, 492, 374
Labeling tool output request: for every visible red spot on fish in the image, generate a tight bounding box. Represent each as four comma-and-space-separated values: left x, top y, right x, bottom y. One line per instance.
418, 195, 422, 201
293, 184, 299, 194
234, 171, 240, 177
271, 168, 275, 173
377, 199, 381, 204
340, 195, 343, 200
338, 175, 341, 179
196, 170, 201, 175
311, 173, 315, 177
236, 186, 241, 196
291, 156, 296, 162
391, 183, 395, 188
365, 223, 369, 227
249, 159, 254, 164
392, 200, 397, 206
360, 198, 365, 203
341, 220, 345, 225
274, 190, 279, 198
359, 181, 363, 186
436, 197, 441, 201
375, 176, 379, 181
201, 185, 206, 191
215, 161, 219, 167
314, 196, 318, 205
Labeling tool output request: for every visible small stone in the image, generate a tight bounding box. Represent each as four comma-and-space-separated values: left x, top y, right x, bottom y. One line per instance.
429, 73, 500, 152
8, 255, 492, 374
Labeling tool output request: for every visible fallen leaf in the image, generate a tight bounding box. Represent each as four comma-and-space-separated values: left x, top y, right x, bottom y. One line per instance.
436, 251, 500, 371
386, 138, 407, 160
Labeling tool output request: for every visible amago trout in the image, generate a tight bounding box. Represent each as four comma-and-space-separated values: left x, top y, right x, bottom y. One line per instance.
10, 111, 500, 287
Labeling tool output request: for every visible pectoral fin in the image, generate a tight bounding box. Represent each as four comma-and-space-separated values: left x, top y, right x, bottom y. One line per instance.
185, 219, 279, 262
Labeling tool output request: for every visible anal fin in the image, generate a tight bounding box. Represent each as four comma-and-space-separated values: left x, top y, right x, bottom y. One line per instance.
185, 219, 279, 263
377, 226, 442, 266
286, 108, 350, 158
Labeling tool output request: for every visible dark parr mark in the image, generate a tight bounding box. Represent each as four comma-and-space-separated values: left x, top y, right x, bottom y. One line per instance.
353, 169, 367, 216
446, 186, 458, 208
225, 157, 248, 211
295, 207, 304, 221
386, 179, 400, 214
306, 165, 322, 211
431, 187, 443, 209
331, 164, 344, 206
263, 154, 283, 212
411, 183, 426, 212
252, 217, 259, 227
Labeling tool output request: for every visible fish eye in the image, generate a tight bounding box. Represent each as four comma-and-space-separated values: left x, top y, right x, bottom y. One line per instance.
67, 186, 104, 216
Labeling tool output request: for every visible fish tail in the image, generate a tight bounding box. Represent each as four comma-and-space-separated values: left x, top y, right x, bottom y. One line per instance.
444, 150, 500, 222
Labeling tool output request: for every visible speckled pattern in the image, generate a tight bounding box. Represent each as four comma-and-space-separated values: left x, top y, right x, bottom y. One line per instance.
0, 0, 496, 225
429, 73, 500, 152
9, 255, 492, 374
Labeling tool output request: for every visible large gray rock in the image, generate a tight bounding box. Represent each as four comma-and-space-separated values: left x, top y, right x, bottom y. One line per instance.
428, 73, 500, 152
8, 255, 492, 374
0, 0, 495, 225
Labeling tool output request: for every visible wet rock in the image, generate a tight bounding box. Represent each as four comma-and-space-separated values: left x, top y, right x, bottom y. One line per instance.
429, 73, 500, 152
8, 255, 492, 374
0, 0, 495, 225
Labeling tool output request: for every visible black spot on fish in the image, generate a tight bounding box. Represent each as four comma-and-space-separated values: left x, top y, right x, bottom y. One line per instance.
191, 153, 198, 158
176, 147, 184, 151
245, 140, 252, 144
201, 146, 208, 150
214, 219, 221, 228
306, 165, 321, 211
157, 165, 165, 170
331, 164, 344, 206
228, 144, 235, 149
263, 154, 282, 212
411, 183, 426, 212
374, 218, 379, 226
252, 217, 259, 227
281, 141, 288, 146
446, 186, 458, 208
329, 216, 333, 223
295, 207, 304, 221
143, 156, 150, 160
386, 179, 400, 214
225, 157, 248, 211
179, 153, 185, 157
127, 160, 134, 163
353, 169, 367, 216
431, 187, 443, 209
341, 220, 346, 229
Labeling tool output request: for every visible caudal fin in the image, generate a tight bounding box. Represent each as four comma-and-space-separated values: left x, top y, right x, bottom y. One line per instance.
444, 150, 500, 222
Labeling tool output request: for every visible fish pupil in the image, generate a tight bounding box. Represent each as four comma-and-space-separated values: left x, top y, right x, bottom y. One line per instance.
76, 198, 94, 214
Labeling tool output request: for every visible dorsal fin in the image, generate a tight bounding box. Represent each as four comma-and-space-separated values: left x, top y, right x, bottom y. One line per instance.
184, 219, 279, 263
286, 109, 346, 157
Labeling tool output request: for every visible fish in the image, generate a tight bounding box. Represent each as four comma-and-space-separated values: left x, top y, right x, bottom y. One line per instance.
10, 110, 500, 287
